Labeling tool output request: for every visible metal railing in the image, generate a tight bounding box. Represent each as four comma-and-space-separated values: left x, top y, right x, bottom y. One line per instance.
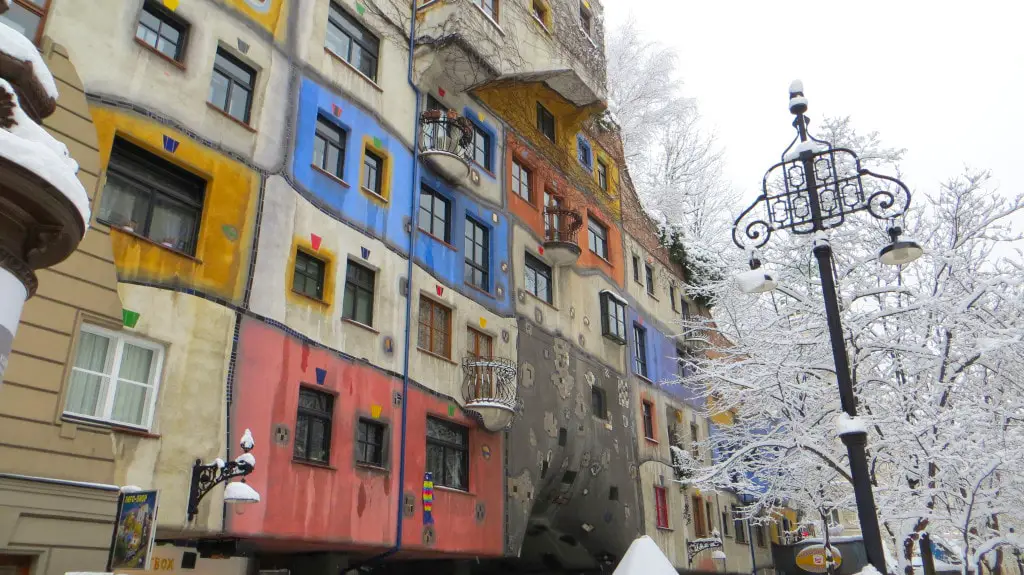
543, 207, 583, 244
462, 356, 517, 410
419, 111, 474, 160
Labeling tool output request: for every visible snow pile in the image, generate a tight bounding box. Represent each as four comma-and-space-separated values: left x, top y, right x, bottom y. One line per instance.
240, 428, 255, 450
856, 565, 883, 575
236, 452, 256, 468
613, 536, 678, 575
783, 139, 829, 161
223, 481, 260, 503
0, 21, 59, 100
836, 413, 868, 436
790, 79, 804, 93
736, 267, 777, 294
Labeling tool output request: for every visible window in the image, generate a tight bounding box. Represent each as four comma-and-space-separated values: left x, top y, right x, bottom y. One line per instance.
693, 496, 707, 537
356, 418, 386, 467
721, 511, 731, 537
293, 250, 326, 300
734, 507, 748, 543
473, 0, 497, 20
633, 325, 649, 379
645, 264, 655, 295
362, 149, 384, 196
418, 185, 451, 242
543, 190, 563, 239
641, 400, 655, 440
524, 252, 552, 304
670, 285, 678, 311
536, 103, 556, 142
466, 327, 494, 398
690, 422, 700, 460
426, 417, 469, 490
678, 347, 696, 378
294, 387, 333, 463
314, 115, 346, 179
600, 291, 627, 343
591, 386, 606, 419
343, 260, 375, 326
64, 324, 164, 429
464, 217, 489, 291
596, 158, 609, 191
136, 1, 188, 62
654, 486, 669, 529
511, 159, 531, 202
531, 0, 548, 27
706, 501, 715, 535
579, 1, 592, 36
632, 255, 640, 283
470, 123, 492, 171
326, 3, 380, 81
208, 49, 255, 123
756, 523, 767, 547
98, 138, 206, 256
588, 217, 608, 259
577, 136, 592, 170
418, 297, 452, 357
0, 0, 49, 44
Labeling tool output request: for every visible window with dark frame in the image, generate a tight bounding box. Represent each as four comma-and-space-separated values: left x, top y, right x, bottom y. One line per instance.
314, 115, 346, 179
600, 292, 626, 343
524, 252, 552, 304
591, 386, 606, 419
668, 409, 683, 478
678, 347, 696, 379
734, 506, 748, 543
98, 138, 206, 256
536, 102, 556, 142
136, 1, 188, 62
466, 326, 494, 398
356, 418, 386, 467
596, 158, 609, 191
690, 422, 700, 460
512, 159, 532, 202
756, 523, 767, 547
294, 387, 334, 464
531, 0, 548, 26
579, 1, 592, 36
577, 136, 592, 169
721, 511, 731, 537
342, 260, 375, 326
634, 324, 649, 379
418, 297, 452, 358
418, 185, 451, 243
473, 0, 497, 20
588, 217, 608, 259
632, 255, 640, 282
693, 496, 707, 536
326, 3, 380, 81
706, 501, 715, 535
641, 400, 655, 440
293, 250, 326, 300
426, 417, 469, 490
0, 0, 50, 44
363, 149, 384, 196
645, 264, 655, 295
208, 49, 255, 124
470, 123, 491, 171
654, 486, 669, 529
464, 217, 489, 291
670, 285, 678, 310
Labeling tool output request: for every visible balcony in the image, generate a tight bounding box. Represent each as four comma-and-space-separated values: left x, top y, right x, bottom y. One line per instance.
462, 356, 518, 431
543, 207, 583, 266
419, 110, 473, 184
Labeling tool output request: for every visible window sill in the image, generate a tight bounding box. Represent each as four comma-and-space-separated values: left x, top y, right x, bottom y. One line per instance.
656, 526, 673, 532
61, 414, 160, 438
525, 290, 557, 311
205, 102, 257, 132
636, 373, 655, 385
293, 458, 336, 471
530, 14, 552, 35
435, 484, 474, 496
465, 282, 495, 300
644, 436, 660, 445
134, 38, 187, 70
312, 164, 351, 188
470, 3, 504, 35
342, 317, 379, 334
355, 462, 390, 474
418, 229, 457, 251
417, 0, 441, 9
106, 222, 203, 264
360, 186, 389, 203
291, 288, 330, 307
602, 334, 626, 346
417, 346, 457, 365
324, 47, 384, 92
470, 159, 496, 180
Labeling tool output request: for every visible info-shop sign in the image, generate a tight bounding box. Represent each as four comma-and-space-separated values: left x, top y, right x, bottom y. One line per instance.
796, 544, 843, 574
107, 490, 160, 571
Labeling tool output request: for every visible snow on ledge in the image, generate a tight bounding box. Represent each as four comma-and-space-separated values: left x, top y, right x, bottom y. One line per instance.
836, 413, 868, 436
0, 127, 91, 229
0, 21, 59, 100
783, 139, 829, 162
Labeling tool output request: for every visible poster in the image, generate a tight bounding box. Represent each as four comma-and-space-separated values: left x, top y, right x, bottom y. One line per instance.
107, 490, 160, 571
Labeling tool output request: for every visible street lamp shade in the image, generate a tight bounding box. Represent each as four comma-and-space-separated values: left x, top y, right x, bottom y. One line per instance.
736, 267, 778, 294
879, 227, 923, 266
224, 481, 260, 504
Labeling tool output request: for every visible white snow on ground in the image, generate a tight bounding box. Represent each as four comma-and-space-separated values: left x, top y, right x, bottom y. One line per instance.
613, 536, 679, 575
836, 413, 868, 436
0, 21, 59, 100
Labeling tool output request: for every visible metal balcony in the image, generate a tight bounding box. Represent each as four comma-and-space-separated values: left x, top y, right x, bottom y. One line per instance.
543, 207, 583, 266
462, 356, 518, 431
419, 110, 473, 183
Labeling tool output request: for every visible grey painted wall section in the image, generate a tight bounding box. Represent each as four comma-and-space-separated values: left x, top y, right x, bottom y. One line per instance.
507, 317, 642, 570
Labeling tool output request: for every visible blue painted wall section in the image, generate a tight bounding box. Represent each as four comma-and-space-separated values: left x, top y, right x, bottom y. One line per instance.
628, 307, 699, 405
292, 77, 413, 253
417, 168, 513, 315
462, 106, 499, 180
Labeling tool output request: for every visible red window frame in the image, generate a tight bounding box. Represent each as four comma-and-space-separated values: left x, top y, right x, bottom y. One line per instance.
654, 486, 669, 529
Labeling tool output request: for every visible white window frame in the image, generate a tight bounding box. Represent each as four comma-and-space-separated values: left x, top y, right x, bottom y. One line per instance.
64, 324, 165, 430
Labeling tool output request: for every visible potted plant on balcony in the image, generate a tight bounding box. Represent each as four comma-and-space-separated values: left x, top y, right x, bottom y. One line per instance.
421, 109, 442, 121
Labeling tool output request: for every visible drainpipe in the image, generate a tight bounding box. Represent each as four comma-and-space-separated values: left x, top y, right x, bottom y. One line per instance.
344, 2, 421, 571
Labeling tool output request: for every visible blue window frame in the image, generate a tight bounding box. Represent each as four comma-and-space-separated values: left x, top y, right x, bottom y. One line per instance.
577, 135, 593, 170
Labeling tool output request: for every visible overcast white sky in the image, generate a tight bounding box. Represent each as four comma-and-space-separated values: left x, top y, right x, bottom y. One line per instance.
604, 0, 1024, 207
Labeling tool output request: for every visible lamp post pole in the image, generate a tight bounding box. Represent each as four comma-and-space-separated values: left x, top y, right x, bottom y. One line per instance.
732, 81, 923, 575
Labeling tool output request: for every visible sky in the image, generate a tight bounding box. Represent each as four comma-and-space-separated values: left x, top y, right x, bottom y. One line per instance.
604, 0, 1024, 210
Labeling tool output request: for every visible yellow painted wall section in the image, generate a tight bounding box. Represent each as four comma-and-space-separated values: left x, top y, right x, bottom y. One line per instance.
223, 0, 288, 38
90, 107, 259, 304
474, 82, 620, 219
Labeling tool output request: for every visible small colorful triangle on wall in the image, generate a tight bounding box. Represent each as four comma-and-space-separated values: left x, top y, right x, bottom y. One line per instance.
315, 368, 327, 386
122, 309, 140, 329
332, 103, 342, 117
479, 317, 487, 329
361, 247, 370, 259
538, 246, 545, 255
448, 404, 456, 417
478, 112, 486, 122
310, 234, 322, 251
162, 0, 179, 10
373, 136, 383, 149
355, 2, 365, 15
162, 135, 179, 153
438, 88, 446, 97
371, 404, 382, 418
436, 285, 444, 297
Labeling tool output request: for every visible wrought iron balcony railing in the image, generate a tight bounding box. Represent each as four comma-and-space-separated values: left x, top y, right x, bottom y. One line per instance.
419, 110, 474, 161
543, 207, 583, 244
462, 356, 518, 411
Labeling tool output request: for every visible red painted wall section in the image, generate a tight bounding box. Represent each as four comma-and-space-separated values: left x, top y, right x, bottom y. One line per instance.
228, 317, 504, 557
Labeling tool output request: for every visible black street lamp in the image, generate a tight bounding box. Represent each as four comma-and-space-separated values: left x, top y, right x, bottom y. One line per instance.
732, 81, 922, 574
186, 428, 260, 522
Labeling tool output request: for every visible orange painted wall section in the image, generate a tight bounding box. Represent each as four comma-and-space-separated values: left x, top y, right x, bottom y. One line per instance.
228, 317, 504, 557
91, 107, 259, 303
